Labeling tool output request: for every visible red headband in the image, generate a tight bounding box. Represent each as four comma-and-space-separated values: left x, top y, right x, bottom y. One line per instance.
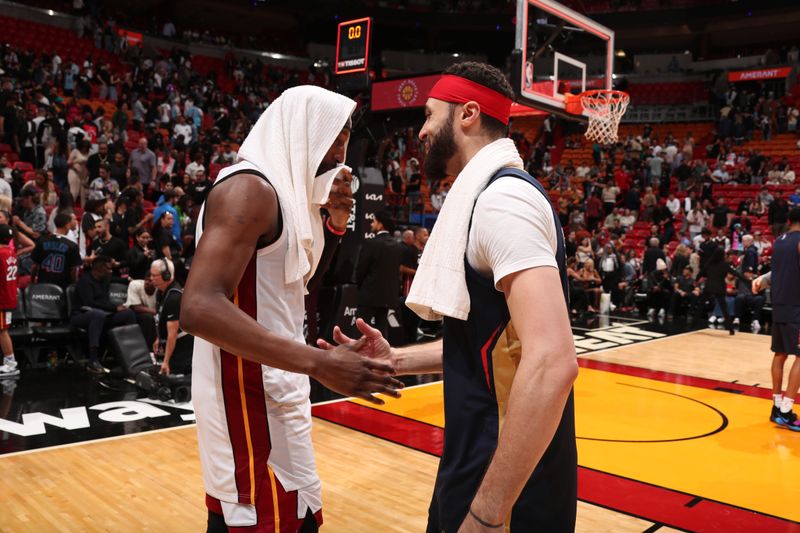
428, 74, 513, 125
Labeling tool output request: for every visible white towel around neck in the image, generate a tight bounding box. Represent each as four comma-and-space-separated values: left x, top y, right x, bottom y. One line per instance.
406, 138, 524, 321
236, 86, 356, 287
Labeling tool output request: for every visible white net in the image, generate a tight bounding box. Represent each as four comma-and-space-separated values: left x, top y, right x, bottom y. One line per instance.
580, 90, 630, 145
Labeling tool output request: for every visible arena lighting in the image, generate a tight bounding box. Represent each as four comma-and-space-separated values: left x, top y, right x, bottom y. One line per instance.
615, 50, 626, 57
453, 53, 460, 57
47, 9, 54, 16
261, 52, 288, 60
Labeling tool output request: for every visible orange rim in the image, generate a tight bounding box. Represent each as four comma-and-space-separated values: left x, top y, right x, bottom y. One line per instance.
566, 90, 630, 116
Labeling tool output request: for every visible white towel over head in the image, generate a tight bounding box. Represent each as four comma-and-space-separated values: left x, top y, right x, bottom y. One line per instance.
406, 138, 524, 321
236, 85, 356, 287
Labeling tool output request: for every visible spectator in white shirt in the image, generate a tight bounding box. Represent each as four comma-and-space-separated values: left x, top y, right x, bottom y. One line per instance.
125, 273, 158, 348
219, 142, 236, 165
683, 191, 698, 214
752, 231, 770, 255
619, 208, 637, 230
686, 206, 709, 240
648, 152, 664, 184
0, 155, 12, 182
711, 165, 730, 183
430, 181, 450, 213
664, 144, 678, 167
172, 114, 192, 147
184, 153, 205, 181
666, 193, 681, 215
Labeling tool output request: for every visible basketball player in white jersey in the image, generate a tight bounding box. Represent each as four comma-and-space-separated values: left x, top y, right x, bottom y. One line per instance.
182, 86, 404, 532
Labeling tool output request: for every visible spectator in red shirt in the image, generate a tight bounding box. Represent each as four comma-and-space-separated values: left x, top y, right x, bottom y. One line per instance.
586, 192, 603, 232
0, 224, 19, 378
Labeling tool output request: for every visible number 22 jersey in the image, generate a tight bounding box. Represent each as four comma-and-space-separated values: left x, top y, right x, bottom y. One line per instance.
0, 245, 18, 311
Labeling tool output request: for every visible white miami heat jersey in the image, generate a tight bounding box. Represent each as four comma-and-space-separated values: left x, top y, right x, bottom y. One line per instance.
191, 161, 321, 521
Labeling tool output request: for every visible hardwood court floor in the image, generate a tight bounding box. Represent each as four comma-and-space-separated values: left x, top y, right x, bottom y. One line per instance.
1, 330, 797, 532
581, 329, 779, 387
0, 421, 677, 533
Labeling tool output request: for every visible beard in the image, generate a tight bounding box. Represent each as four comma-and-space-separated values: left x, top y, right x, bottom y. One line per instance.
423, 110, 457, 184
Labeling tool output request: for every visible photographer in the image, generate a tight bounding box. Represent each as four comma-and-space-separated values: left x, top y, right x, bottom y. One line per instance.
150, 258, 192, 375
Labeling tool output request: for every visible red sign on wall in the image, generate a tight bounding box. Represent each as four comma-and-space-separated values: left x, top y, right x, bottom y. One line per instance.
728, 67, 792, 82
117, 28, 143, 47
371, 75, 441, 111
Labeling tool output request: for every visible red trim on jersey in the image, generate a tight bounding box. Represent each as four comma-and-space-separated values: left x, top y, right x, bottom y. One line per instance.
220, 253, 272, 505
206, 467, 324, 531
479, 324, 503, 391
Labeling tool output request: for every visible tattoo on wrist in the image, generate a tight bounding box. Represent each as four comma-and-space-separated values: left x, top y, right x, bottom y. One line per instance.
468, 508, 504, 529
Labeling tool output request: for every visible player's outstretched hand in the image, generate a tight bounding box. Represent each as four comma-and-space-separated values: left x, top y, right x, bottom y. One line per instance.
314, 335, 403, 405
317, 319, 396, 367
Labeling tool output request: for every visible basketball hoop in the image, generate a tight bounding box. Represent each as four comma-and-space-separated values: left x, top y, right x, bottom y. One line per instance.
565, 90, 630, 144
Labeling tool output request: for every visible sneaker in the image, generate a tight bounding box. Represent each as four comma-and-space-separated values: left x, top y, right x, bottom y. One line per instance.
658, 309, 666, 318
647, 308, 656, 319
708, 316, 717, 326
86, 361, 108, 374
752, 320, 761, 334
733, 317, 740, 326
0, 363, 19, 378
775, 410, 800, 432
770, 405, 782, 423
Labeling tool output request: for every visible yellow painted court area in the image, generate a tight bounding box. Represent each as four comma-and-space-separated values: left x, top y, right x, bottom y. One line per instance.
354, 367, 800, 523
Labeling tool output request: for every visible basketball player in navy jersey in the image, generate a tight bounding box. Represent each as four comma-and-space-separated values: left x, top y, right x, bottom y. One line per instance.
754, 207, 800, 431
182, 87, 403, 532
320, 63, 578, 532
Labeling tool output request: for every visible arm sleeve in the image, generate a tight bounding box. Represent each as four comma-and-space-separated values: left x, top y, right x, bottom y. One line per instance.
467, 177, 558, 291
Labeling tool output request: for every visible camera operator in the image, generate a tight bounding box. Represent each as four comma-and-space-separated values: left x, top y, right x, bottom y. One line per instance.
150, 258, 192, 375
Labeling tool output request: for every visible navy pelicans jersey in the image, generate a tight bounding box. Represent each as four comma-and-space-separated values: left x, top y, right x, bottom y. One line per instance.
427, 168, 577, 533
771, 230, 800, 323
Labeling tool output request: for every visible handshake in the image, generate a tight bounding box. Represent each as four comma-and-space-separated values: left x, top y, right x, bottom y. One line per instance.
312, 318, 405, 405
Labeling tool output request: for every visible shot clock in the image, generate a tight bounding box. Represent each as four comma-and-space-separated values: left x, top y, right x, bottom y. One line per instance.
335, 17, 372, 75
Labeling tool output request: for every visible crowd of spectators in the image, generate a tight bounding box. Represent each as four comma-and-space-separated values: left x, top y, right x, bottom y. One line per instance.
0, 10, 337, 371
373, 80, 799, 335
1, 7, 799, 373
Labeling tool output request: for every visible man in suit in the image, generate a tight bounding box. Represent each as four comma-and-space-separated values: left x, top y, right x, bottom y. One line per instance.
355, 210, 403, 337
